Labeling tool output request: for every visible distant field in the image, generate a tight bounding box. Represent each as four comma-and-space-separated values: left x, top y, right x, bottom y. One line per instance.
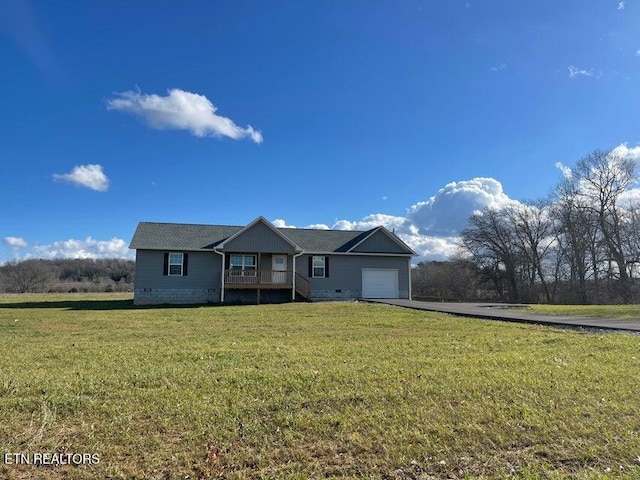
1, 294, 639, 479
527, 304, 640, 320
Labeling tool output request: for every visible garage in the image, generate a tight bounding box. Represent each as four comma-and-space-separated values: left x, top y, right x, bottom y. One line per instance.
362, 268, 399, 298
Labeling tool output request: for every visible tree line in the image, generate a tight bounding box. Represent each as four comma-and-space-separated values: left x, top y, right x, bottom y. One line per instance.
448, 148, 640, 304
0, 258, 135, 293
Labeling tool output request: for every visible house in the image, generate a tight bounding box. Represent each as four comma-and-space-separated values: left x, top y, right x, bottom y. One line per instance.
129, 216, 416, 305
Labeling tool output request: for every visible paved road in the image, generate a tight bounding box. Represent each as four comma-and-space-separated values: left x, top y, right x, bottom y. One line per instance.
364, 299, 640, 333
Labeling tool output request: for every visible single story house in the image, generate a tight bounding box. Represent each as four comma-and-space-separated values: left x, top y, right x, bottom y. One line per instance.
129, 216, 416, 305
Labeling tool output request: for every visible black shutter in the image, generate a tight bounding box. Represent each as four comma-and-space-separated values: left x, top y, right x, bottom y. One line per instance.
308, 256, 313, 277
183, 253, 189, 276
163, 252, 169, 275
325, 256, 329, 277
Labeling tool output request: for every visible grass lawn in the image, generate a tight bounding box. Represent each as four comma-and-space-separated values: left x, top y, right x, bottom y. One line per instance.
526, 304, 640, 320
1, 293, 639, 479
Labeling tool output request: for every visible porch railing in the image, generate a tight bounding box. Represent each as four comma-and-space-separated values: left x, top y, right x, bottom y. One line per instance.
294, 272, 311, 299
224, 269, 293, 286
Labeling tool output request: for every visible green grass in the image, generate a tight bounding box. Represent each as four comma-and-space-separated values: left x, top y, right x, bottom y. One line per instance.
526, 304, 640, 320
1, 293, 639, 479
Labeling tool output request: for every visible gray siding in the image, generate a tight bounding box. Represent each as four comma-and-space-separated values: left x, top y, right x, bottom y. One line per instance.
295, 254, 410, 300
352, 230, 410, 254
134, 249, 222, 304
224, 221, 296, 253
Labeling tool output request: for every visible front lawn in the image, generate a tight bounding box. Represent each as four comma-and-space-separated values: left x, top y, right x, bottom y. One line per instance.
527, 304, 640, 320
1, 294, 639, 479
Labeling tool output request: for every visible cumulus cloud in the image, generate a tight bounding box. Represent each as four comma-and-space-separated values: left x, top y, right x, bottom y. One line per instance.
52, 164, 109, 191
3, 237, 28, 248
107, 88, 263, 143
272, 219, 331, 230
272, 218, 296, 228
305, 223, 330, 230
407, 177, 517, 236
610, 143, 640, 164
332, 213, 410, 232
490, 63, 507, 72
618, 1, 625, 10
273, 177, 523, 260
30, 237, 133, 260
568, 65, 593, 78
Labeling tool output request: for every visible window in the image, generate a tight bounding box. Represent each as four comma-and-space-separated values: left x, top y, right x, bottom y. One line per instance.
168, 252, 184, 276
312, 256, 325, 278
230, 254, 256, 275
163, 252, 188, 276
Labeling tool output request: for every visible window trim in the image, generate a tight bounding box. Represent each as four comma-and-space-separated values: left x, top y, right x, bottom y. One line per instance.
312, 255, 326, 278
229, 254, 257, 276
168, 252, 184, 276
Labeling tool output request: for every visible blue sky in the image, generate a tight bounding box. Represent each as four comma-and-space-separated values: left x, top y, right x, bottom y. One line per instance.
1, 1, 639, 262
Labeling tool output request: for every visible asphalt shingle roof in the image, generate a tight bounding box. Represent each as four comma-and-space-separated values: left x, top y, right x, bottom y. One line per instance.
129, 222, 380, 253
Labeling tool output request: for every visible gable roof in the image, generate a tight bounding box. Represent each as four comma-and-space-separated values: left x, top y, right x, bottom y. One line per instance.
347, 226, 416, 254
130, 220, 415, 255
219, 216, 302, 252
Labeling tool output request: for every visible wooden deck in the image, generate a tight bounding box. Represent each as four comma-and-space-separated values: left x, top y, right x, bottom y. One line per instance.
224, 270, 310, 299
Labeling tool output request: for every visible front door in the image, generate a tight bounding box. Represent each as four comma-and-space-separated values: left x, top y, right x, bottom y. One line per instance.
272, 255, 287, 283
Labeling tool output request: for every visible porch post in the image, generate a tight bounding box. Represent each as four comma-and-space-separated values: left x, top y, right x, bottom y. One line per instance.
292, 254, 296, 301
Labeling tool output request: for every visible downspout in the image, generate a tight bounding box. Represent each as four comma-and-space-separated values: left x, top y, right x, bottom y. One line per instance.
292, 250, 304, 301
214, 247, 225, 303
408, 257, 412, 301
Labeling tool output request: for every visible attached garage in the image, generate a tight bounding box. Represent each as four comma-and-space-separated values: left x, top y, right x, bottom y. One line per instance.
362, 268, 399, 298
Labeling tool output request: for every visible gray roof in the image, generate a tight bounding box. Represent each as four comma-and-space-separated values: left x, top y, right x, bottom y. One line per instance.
130, 221, 414, 254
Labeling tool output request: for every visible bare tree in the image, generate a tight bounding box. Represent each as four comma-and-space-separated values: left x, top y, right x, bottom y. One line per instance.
551, 179, 603, 303
571, 149, 638, 300
0, 260, 55, 293
506, 202, 555, 303
461, 207, 524, 302
412, 258, 485, 301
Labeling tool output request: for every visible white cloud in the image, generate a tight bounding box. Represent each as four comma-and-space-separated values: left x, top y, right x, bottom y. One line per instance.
30, 237, 133, 260
107, 88, 263, 143
52, 164, 109, 191
272, 218, 295, 228
610, 143, 640, 164
402, 233, 461, 261
3, 237, 28, 248
618, 1, 625, 10
619, 188, 640, 207
555, 161, 572, 179
305, 223, 330, 230
490, 63, 507, 72
568, 65, 593, 78
332, 213, 409, 232
273, 178, 521, 260
407, 177, 517, 236
272, 218, 330, 230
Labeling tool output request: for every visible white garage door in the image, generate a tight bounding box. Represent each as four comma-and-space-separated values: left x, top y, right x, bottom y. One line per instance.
362, 269, 399, 298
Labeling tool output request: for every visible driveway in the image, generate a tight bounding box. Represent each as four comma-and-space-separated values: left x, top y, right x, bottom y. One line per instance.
364, 299, 640, 333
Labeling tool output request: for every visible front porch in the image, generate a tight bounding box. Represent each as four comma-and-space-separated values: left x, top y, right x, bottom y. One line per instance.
224, 269, 293, 289
223, 269, 310, 303
214, 218, 311, 303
